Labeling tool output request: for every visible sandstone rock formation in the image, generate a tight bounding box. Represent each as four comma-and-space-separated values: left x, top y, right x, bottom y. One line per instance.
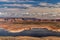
0, 21, 60, 33
0, 36, 60, 40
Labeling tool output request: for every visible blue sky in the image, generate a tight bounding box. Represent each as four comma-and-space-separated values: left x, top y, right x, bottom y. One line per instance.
33, 0, 60, 4
0, 0, 60, 4
0, 0, 60, 8
0, 0, 59, 4
0, 0, 60, 20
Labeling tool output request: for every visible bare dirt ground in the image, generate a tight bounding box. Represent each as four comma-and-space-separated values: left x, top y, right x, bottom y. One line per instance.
0, 36, 60, 40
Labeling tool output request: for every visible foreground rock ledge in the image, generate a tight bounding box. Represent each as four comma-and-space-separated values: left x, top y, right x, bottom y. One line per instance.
0, 22, 60, 33
0, 36, 60, 40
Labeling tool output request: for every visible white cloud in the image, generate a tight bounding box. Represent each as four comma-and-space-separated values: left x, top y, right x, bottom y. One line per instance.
39, 2, 48, 6
39, 2, 60, 8
0, 4, 32, 9
0, 0, 8, 1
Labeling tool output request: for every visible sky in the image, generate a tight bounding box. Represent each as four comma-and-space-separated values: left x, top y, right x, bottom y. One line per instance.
0, 0, 60, 8
0, 0, 60, 19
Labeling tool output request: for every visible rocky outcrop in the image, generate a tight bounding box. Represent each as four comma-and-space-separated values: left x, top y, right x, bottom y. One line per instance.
0, 36, 60, 40
0, 22, 60, 33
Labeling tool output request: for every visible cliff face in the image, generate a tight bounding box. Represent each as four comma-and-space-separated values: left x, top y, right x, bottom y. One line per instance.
0, 20, 60, 33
